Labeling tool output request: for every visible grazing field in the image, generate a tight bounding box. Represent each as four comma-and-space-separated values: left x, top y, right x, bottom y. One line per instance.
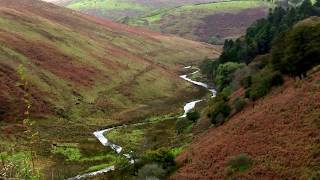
126, 1, 273, 41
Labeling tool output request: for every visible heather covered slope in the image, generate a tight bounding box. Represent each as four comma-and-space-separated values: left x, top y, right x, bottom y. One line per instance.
172, 69, 320, 179
49, 0, 221, 20
126, 1, 272, 42
171, 16, 320, 179
0, 0, 218, 122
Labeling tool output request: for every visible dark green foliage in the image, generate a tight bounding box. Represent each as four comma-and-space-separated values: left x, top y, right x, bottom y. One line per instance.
214, 62, 245, 91
246, 67, 283, 100
218, 4, 319, 65
186, 111, 200, 123
271, 23, 320, 78
270, 71, 284, 86
208, 95, 231, 125
233, 97, 246, 113
226, 153, 253, 173
141, 148, 175, 170
241, 76, 252, 88
175, 118, 192, 134
200, 58, 218, 80
137, 163, 166, 180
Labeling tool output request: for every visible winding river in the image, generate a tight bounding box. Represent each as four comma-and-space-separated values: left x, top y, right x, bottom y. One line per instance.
69, 66, 216, 179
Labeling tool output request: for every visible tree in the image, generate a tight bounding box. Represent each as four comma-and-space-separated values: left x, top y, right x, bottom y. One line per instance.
186, 111, 200, 122
272, 24, 320, 78
299, 0, 314, 18
137, 164, 166, 180
315, 0, 320, 7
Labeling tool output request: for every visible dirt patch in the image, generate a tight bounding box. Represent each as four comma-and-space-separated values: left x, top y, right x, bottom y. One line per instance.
172, 71, 320, 179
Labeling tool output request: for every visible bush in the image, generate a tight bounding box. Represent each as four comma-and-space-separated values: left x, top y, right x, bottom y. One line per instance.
270, 71, 284, 86
233, 97, 246, 113
241, 76, 252, 88
248, 67, 283, 101
226, 153, 253, 173
137, 163, 166, 180
186, 111, 200, 123
175, 118, 192, 134
214, 62, 245, 91
208, 95, 231, 125
142, 148, 175, 170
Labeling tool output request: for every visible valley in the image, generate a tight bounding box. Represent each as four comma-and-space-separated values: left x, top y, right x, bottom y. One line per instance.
44, 0, 273, 42
0, 0, 219, 179
1, 0, 319, 179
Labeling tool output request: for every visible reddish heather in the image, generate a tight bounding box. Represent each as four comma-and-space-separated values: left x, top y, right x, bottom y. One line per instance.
172, 71, 320, 179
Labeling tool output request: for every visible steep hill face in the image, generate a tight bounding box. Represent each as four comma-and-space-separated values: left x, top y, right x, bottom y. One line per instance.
0, 0, 218, 123
172, 69, 320, 179
172, 16, 320, 179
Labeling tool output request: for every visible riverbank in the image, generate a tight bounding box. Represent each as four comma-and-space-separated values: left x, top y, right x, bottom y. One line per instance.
70, 66, 216, 179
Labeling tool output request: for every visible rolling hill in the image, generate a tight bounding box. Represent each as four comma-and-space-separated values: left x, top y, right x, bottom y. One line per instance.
0, 0, 218, 123
0, 0, 219, 178
126, 0, 273, 42
43, 0, 273, 42
44, 0, 221, 20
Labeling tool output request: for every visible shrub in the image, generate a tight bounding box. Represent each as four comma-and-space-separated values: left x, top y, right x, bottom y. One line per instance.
244, 88, 251, 99
175, 118, 192, 134
270, 71, 284, 86
241, 76, 252, 88
137, 163, 166, 180
233, 97, 246, 113
214, 62, 245, 91
208, 95, 231, 125
248, 67, 283, 101
226, 153, 253, 173
142, 148, 175, 169
186, 111, 200, 123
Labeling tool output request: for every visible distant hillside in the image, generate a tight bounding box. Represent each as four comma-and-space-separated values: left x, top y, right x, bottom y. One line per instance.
48, 0, 221, 20
0, 0, 218, 123
43, 0, 273, 42
126, 1, 273, 42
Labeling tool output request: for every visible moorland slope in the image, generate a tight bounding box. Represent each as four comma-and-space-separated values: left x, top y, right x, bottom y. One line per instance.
0, 0, 218, 123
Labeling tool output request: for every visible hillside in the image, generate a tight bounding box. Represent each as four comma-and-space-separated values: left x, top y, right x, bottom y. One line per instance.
45, 0, 221, 20
0, 0, 218, 123
43, 0, 272, 42
0, 0, 220, 177
171, 14, 320, 179
126, 1, 273, 42
172, 69, 320, 179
